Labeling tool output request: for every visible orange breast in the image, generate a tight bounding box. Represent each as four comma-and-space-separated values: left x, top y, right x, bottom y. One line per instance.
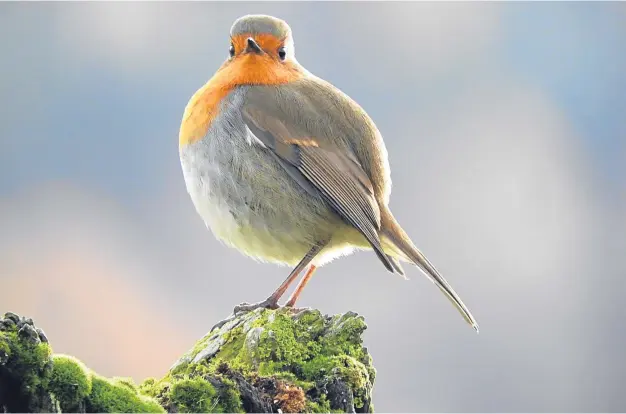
179, 49, 303, 148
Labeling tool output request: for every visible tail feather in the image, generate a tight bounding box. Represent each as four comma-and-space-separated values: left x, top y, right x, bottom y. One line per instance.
386, 254, 406, 277
381, 211, 479, 332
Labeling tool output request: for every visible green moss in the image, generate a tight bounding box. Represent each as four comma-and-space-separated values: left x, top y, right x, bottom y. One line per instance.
190, 309, 373, 411
1, 330, 52, 398
181, 308, 369, 379
0, 334, 10, 354
306, 396, 346, 413
241, 310, 370, 383
181, 309, 375, 411
334, 355, 371, 409
215, 377, 244, 413
86, 375, 164, 413
360, 352, 377, 386
171, 360, 190, 376
169, 376, 218, 413
257, 312, 313, 366
113, 376, 138, 391
305, 393, 332, 413
48, 354, 92, 412
138, 371, 243, 414
335, 355, 369, 390
213, 327, 247, 363
301, 355, 372, 410
319, 313, 368, 358
138, 377, 157, 396
196, 309, 324, 377
139, 377, 173, 408
186, 363, 214, 378
1, 308, 375, 413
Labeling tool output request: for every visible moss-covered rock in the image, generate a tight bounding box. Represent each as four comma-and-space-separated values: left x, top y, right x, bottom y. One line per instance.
0, 312, 164, 413
160, 307, 376, 413
0, 308, 376, 413
0, 313, 56, 413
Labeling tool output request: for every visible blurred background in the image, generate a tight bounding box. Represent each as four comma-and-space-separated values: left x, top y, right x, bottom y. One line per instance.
1, 2, 625, 412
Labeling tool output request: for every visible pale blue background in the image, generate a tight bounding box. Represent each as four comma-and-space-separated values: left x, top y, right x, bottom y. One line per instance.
1, 3, 625, 412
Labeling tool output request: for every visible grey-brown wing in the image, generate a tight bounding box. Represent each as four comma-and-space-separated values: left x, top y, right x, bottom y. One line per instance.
242, 104, 396, 273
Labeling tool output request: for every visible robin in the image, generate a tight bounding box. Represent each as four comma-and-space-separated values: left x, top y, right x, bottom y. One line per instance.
179, 14, 478, 331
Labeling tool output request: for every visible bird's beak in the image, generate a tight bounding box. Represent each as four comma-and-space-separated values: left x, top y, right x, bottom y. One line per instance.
245, 37, 264, 54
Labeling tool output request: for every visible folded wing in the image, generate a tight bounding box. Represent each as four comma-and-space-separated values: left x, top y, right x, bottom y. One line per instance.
241, 95, 396, 273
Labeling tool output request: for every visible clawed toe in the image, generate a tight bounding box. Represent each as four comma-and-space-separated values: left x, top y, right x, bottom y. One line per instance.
233, 302, 251, 312
210, 301, 314, 334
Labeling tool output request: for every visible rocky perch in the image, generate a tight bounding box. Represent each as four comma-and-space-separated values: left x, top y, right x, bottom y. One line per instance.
0, 308, 376, 413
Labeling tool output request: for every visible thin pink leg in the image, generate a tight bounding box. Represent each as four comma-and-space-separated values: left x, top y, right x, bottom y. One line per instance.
285, 265, 317, 307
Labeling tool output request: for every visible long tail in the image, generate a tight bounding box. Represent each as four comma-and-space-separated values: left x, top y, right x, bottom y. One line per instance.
381, 211, 479, 332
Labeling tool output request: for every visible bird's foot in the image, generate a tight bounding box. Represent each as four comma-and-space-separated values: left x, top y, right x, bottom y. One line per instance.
209, 299, 278, 333
233, 297, 280, 314
209, 300, 308, 334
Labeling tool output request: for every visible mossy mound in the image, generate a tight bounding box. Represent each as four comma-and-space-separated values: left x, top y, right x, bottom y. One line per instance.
0, 312, 164, 413
151, 307, 376, 413
0, 313, 55, 412
86, 375, 163, 413
0, 308, 376, 413
48, 355, 92, 412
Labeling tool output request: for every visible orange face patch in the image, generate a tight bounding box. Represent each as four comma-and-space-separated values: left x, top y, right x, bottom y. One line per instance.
179, 33, 303, 148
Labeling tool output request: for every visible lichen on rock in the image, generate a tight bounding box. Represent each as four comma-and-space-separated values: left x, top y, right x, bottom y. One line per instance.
0, 308, 376, 413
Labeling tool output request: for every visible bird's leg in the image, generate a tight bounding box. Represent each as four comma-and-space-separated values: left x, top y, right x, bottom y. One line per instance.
232, 265, 303, 313
209, 265, 305, 333
284, 264, 317, 309
232, 243, 325, 313
209, 244, 325, 333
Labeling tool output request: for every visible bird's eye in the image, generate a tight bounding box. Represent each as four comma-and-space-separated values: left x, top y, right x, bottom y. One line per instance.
278, 47, 286, 61
229, 44, 235, 58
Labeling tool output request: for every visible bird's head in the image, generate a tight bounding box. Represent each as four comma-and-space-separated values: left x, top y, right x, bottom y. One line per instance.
219, 15, 302, 85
